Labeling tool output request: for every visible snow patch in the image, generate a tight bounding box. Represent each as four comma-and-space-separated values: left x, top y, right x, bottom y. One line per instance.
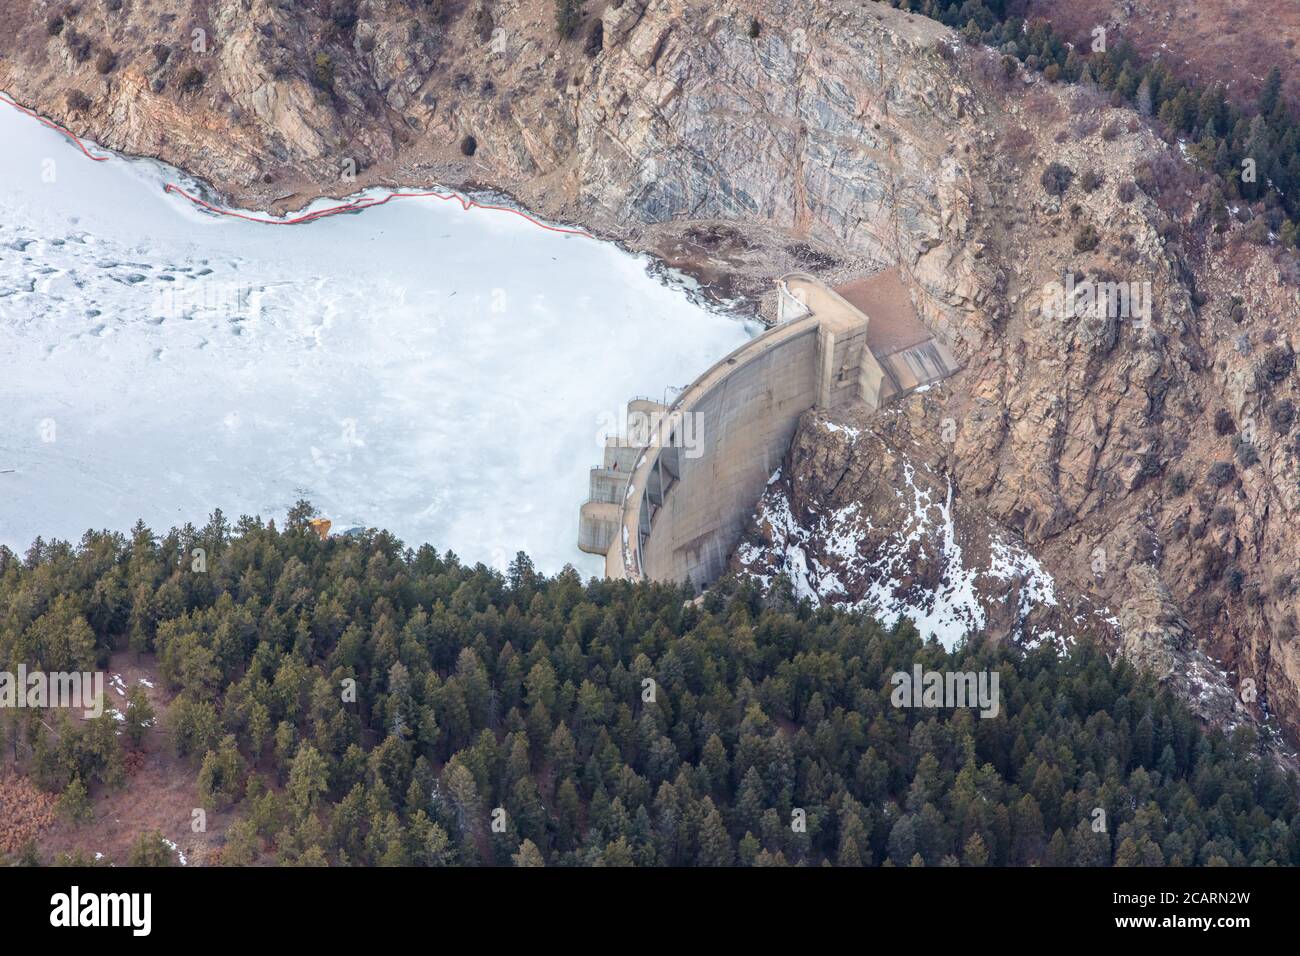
162, 838, 188, 866
740, 454, 1070, 652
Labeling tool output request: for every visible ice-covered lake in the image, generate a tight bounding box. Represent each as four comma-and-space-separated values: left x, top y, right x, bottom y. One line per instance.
0, 99, 753, 573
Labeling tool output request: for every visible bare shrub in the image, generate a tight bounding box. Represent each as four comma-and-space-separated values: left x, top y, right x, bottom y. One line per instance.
786, 242, 840, 270
1277, 250, 1300, 286
1207, 461, 1236, 487
972, 51, 1016, 89
1271, 400, 1298, 434
1024, 89, 1063, 123
584, 19, 603, 56
330, 0, 358, 31
554, 0, 580, 38
178, 66, 205, 93
1041, 161, 1074, 196
1070, 86, 1109, 112
473, 3, 493, 43
1071, 114, 1100, 139
64, 29, 91, 62
1244, 218, 1270, 245
1136, 153, 1207, 217
1261, 346, 1296, 386
1001, 126, 1035, 161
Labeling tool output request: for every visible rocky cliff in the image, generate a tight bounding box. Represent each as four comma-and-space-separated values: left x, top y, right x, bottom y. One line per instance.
736, 406, 1255, 737
4, 0, 1300, 746
1, 0, 983, 295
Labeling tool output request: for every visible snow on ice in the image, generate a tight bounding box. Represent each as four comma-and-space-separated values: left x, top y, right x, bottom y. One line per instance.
0, 101, 753, 573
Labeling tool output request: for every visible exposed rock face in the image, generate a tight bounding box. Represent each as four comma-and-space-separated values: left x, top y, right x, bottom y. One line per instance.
4, 0, 1300, 745
0, 0, 977, 286
736, 408, 1116, 654
738, 405, 1264, 742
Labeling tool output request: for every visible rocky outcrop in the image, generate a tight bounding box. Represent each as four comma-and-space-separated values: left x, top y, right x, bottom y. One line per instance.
740, 405, 1265, 742
4, 0, 1300, 745
735, 408, 1117, 654
0, 1, 981, 289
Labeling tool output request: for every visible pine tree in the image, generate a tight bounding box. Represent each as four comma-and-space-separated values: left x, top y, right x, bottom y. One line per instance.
696, 802, 734, 866
123, 683, 155, 748
1114, 836, 1141, 866
513, 839, 546, 867
59, 775, 93, 823
554, 0, 581, 39
1259, 67, 1283, 119
837, 811, 871, 866
1135, 77, 1154, 118
287, 744, 330, 812
962, 832, 989, 866
5, 500, 1300, 867
127, 830, 178, 866
1044, 828, 1070, 866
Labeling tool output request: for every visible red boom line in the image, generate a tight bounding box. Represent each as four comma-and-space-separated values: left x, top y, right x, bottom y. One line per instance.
1, 93, 593, 238
0, 92, 110, 162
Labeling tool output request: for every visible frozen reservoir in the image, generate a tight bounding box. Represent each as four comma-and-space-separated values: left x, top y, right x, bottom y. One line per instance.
0, 99, 752, 573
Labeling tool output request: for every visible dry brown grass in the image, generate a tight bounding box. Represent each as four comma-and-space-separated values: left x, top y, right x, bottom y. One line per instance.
0, 774, 57, 857
5, 652, 241, 866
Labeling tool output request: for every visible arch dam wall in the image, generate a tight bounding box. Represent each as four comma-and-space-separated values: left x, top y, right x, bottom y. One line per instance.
578, 270, 959, 592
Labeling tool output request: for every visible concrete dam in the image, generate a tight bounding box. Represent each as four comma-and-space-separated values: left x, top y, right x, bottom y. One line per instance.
578, 269, 961, 592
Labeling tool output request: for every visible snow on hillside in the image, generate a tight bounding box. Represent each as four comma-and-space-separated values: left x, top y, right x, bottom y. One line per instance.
0, 101, 753, 572
737, 418, 1105, 653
